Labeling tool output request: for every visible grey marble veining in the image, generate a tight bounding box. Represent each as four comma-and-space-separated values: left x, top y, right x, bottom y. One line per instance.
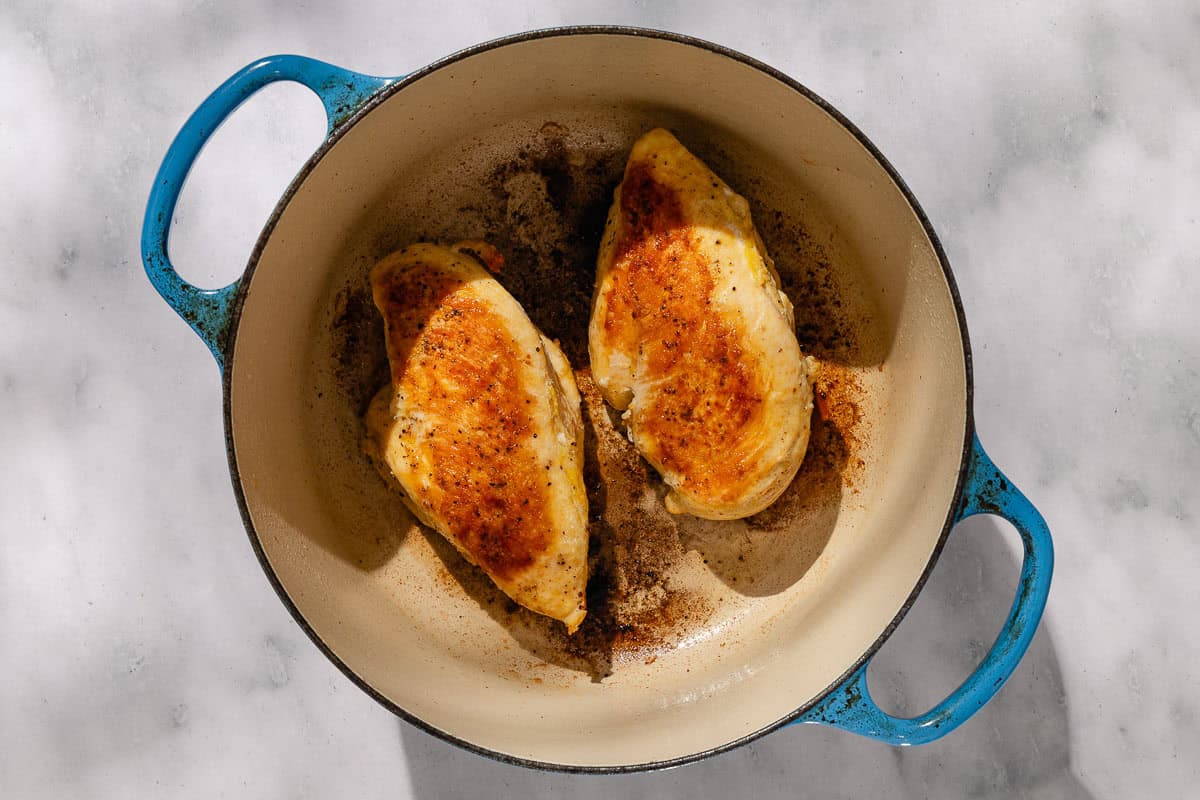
2, 1, 1197, 797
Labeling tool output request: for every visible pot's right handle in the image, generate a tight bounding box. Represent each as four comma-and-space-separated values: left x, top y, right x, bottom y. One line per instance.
141, 55, 396, 371
796, 433, 1054, 745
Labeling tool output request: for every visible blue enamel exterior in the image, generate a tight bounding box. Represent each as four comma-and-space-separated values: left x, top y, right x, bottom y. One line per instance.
796, 434, 1054, 744
142, 49, 1054, 754
140, 55, 395, 370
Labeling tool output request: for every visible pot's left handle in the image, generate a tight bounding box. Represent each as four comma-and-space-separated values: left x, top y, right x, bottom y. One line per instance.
141, 55, 396, 371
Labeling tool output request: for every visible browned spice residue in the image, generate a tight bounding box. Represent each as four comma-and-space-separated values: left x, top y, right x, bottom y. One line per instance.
331, 283, 388, 415
477, 121, 619, 367
570, 369, 712, 669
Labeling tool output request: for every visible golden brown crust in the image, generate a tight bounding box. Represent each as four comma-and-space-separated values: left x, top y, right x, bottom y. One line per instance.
374, 264, 551, 579
368, 245, 589, 632
599, 163, 769, 504
589, 129, 814, 519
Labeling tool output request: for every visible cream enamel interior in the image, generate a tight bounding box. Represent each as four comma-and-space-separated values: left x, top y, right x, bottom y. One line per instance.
227, 32, 968, 768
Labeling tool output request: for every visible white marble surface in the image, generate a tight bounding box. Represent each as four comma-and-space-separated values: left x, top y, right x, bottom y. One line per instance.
2, 1, 1197, 796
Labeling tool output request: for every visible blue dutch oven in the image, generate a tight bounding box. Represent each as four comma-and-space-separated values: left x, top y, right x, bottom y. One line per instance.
143, 28, 1052, 771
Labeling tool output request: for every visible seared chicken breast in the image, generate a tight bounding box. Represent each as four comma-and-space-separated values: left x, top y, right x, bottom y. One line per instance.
589, 129, 815, 520
365, 243, 588, 632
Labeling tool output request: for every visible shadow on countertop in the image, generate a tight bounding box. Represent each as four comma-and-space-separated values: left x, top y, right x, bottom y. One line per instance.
396, 515, 1093, 800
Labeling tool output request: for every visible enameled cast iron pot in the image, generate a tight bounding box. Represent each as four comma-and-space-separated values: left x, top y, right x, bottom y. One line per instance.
142, 28, 1053, 772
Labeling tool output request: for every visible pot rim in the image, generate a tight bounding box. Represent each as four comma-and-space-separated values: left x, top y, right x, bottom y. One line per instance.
220, 25, 976, 774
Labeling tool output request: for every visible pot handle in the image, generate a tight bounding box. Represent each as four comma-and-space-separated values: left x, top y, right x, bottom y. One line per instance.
795, 433, 1053, 745
141, 55, 396, 370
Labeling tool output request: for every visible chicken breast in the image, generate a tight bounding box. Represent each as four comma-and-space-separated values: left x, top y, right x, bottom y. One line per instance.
588, 129, 815, 520
364, 242, 588, 632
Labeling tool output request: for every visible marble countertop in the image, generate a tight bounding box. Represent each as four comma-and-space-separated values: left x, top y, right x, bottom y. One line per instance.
3, 1, 1197, 797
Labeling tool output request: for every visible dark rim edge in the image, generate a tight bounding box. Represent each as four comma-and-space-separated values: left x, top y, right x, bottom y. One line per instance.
219, 24, 976, 775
